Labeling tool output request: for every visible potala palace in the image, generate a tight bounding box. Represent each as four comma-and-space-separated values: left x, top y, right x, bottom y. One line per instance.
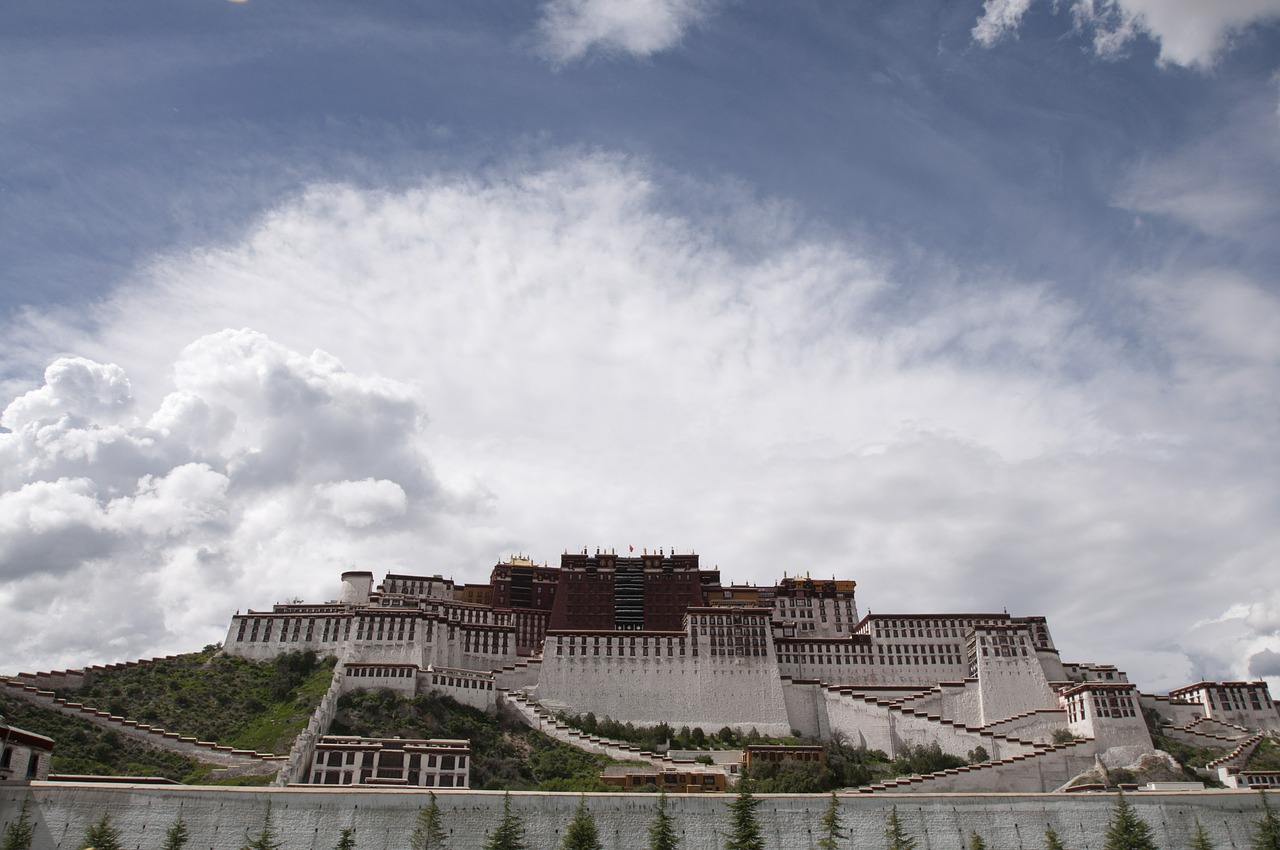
214, 550, 1280, 794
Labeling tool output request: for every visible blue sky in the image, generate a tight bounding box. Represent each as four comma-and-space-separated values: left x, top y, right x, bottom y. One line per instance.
2, 0, 1280, 691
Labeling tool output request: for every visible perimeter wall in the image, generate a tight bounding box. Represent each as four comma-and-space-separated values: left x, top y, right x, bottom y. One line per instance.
2, 784, 1275, 850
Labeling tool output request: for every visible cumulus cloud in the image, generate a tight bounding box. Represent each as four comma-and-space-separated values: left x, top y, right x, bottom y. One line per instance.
1250, 648, 1280, 677
2, 152, 1278, 691
534, 0, 721, 64
972, 0, 1280, 67
314, 478, 408, 528
0, 330, 455, 670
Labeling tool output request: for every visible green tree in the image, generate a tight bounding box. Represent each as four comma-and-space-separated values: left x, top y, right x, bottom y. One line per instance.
410, 793, 448, 850
648, 792, 679, 850
1103, 793, 1157, 850
82, 812, 123, 850
484, 794, 526, 850
160, 814, 189, 850
817, 793, 845, 850
1255, 791, 1280, 850
561, 798, 602, 850
334, 829, 356, 850
968, 831, 987, 850
241, 801, 282, 850
1, 797, 34, 850
723, 787, 763, 850
1189, 819, 1215, 850
1044, 825, 1068, 850
884, 806, 916, 850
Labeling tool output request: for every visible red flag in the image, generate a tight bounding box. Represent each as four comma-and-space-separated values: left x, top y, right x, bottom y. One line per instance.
629, 545, 634, 553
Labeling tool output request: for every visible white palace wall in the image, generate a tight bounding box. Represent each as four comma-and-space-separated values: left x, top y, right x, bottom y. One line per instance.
535, 642, 791, 736
4, 784, 1277, 850
898, 681, 984, 728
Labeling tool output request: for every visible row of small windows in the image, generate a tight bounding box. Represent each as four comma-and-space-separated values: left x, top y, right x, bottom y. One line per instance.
780, 653, 963, 666
431, 674, 494, 691
1065, 692, 1137, 721
692, 614, 768, 625
347, 666, 414, 679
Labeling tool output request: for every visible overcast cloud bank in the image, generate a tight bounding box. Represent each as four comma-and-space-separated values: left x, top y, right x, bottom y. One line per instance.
1, 153, 1278, 691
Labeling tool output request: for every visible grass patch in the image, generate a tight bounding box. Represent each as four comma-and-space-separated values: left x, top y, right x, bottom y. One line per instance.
0, 692, 205, 782
1246, 737, 1280, 772
58, 647, 335, 755
333, 687, 614, 791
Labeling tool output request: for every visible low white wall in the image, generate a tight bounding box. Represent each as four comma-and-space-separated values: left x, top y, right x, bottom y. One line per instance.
2, 783, 1276, 850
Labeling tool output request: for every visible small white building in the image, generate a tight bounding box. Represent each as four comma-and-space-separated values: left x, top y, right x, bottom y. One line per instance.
302, 736, 470, 788
0, 717, 54, 783
1168, 682, 1280, 731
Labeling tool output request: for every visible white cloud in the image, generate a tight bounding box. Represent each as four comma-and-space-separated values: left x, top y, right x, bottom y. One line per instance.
534, 0, 721, 64
1, 153, 1278, 692
314, 478, 408, 528
1115, 91, 1280, 247
0, 331, 457, 670
972, 0, 1280, 68
971, 0, 1035, 48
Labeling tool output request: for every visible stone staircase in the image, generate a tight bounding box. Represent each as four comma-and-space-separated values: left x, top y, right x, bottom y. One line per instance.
0, 675, 284, 772
1162, 716, 1255, 749
857, 736, 1097, 794
497, 688, 725, 774
1206, 731, 1266, 775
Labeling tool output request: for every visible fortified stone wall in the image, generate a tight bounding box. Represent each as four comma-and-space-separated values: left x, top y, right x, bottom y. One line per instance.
981, 709, 1071, 742
975, 647, 1059, 725
3, 784, 1276, 850
893, 680, 983, 727
777, 651, 970, 689
492, 662, 541, 692
780, 681, 826, 738
1140, 695, 1205, 727
535, 650, 791, 735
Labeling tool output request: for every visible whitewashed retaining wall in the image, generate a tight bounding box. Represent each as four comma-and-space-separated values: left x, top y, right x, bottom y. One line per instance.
3, 784, 1277, 850
535, 653, 791, 736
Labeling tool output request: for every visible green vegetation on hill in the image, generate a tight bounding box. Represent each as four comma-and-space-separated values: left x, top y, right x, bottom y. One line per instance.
557, 713, 795, 751
1142, 708, 1229, 785
0, 691, 203, 782
332, 688, 614, 791
1247, 738, 1280, 772
555, 713, 981, 791
55, 647, 336, 755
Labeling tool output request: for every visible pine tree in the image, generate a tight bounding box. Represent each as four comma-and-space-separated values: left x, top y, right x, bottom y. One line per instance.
1044, 825, 1068, 850
484, 794, 527, 850
82, 812, 123, 850
410, 793, 448, 850
561, 798, 602, 850
723, 787, 764, 850
334, 829, 356, 850
648, 791, 679, 850
884, 806, 916, 850
1189, 819, 1215, 850
817, 792, 844, 850
242, 801, 282, 850
1102, 793, 1157, 850
160, 814, 189, 850
1255, 791, 1280, 850
968, 830, 987, 850
1, 798, 34, 850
